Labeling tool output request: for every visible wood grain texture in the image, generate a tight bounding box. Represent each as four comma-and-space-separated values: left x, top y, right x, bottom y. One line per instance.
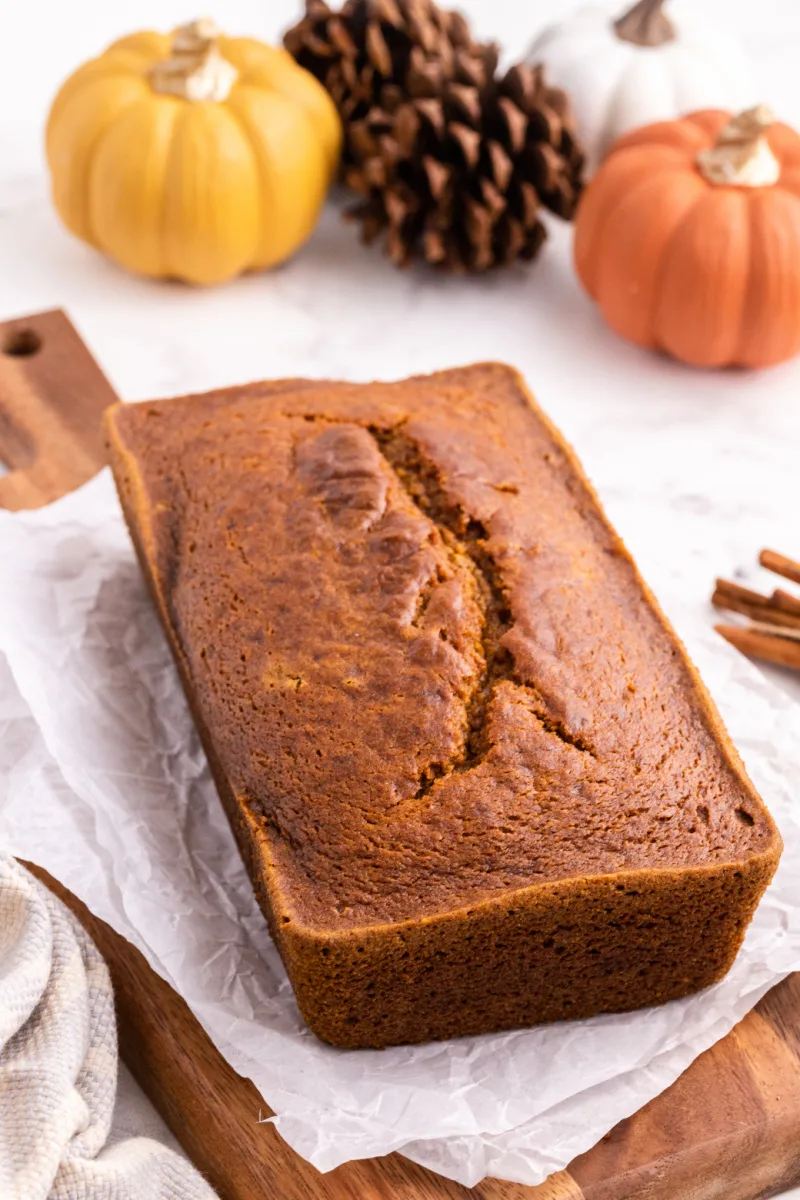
0, 309, 117, 509
5, 309, 800, 1200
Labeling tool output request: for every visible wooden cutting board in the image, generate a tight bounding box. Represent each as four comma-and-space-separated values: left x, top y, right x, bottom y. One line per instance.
4, 307, 800, 1200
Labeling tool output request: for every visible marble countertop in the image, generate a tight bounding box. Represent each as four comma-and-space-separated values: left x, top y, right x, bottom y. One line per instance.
3, 0, 800, 1193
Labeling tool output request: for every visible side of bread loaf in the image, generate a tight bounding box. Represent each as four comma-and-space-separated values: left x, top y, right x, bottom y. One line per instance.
106, 364, 781, 1048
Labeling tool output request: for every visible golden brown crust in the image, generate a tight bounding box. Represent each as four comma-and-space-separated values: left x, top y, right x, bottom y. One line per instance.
105, 364, 781, 1048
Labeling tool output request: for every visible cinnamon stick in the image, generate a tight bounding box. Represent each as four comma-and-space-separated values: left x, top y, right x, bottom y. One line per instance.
715, 624, 800, 671
714, 578, 770, 609
747, 619, 800, 643
760, 549, 800, 586
712, 588, 800, 631
771, 588, 800, 617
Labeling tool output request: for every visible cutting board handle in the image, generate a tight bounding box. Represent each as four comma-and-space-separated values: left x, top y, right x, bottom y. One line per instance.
0, 308, 117, 511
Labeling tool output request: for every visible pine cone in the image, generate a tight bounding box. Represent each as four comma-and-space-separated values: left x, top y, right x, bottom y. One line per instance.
283, 0, 492, 168
344, 62, 585, 272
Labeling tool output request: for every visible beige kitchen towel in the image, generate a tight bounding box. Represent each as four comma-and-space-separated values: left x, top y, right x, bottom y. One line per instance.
0, 855, 217, 1200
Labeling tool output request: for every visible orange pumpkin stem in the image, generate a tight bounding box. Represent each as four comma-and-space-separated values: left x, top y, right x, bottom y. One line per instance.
149, 18, 238, 103
614, 0, 675, 48
697, 106, 781, 189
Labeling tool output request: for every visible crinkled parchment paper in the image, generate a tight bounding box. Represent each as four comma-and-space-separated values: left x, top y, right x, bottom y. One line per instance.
0, 470, 799, 1188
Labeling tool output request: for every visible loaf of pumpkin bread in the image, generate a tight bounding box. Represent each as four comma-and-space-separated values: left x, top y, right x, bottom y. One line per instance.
106, 363, 781, 1048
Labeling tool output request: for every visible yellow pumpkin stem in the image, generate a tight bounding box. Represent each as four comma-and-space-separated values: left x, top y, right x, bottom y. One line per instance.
697, 105, 781, 188
149, 18, 238, 103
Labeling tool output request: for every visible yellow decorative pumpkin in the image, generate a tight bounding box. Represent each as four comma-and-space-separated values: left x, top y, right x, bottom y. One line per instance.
46, 19, 342, 284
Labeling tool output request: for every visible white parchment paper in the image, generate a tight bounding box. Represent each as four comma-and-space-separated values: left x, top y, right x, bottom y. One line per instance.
0, 469, 799, 1188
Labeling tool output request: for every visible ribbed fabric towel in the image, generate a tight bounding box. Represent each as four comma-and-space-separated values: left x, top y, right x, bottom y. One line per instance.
0, 855, 218, 1200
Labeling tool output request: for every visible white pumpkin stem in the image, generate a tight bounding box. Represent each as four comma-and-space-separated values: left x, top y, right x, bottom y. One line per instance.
149, 18, 238, 103
613, 0, 675, 47
697, 106, 781, 188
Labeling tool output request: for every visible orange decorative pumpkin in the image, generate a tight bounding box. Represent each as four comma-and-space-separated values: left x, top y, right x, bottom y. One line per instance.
575, 106, 800, 368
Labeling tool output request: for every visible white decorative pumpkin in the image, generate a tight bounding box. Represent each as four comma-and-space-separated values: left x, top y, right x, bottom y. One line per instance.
528, 0, 755, 175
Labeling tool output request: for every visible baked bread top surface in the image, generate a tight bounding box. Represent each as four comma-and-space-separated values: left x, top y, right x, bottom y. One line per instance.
108, 364, 780, 932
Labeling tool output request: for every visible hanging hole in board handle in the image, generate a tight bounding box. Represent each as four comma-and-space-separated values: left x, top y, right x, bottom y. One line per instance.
3, 329, 42, 357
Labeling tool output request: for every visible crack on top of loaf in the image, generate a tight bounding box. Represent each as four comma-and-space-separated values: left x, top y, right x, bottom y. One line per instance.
165, 410, 595, 789
366, 422, 596, 798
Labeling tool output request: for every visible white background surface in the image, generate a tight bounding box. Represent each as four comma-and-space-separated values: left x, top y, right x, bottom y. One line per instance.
2, 0, 800, 1194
